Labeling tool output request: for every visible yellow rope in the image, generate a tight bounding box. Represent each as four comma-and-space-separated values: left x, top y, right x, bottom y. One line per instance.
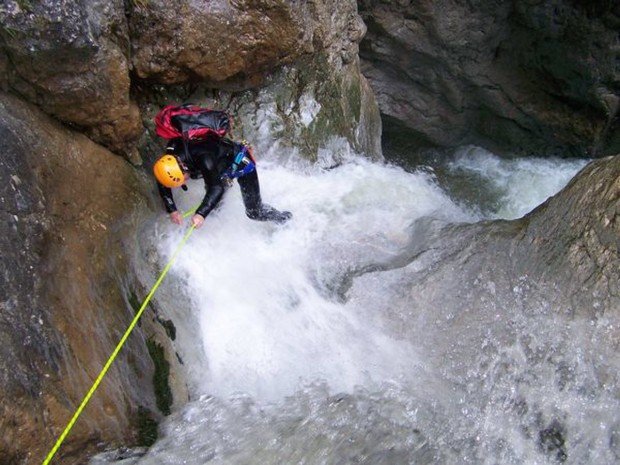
182, 204, 200, 219
42, 224, 196, 465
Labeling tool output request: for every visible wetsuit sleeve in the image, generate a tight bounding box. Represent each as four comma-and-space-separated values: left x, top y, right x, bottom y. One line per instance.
195, 155, 225, 218
157, 182, 177, 213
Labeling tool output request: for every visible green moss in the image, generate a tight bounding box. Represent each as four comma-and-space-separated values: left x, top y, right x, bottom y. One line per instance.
146, 338, 172, 416
127, 289, 159, 326
127, 290, 145, 327
128, 291, 141, 313
345, 76, 362, 123
157, 318, 176, 341
130, 0, 150, 8
2, 27, 18, 39
16, 0, 32, 12
136, 407, 158, 447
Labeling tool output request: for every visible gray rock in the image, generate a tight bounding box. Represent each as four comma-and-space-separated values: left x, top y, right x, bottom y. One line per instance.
221, 53, 383, 162
0, 92, 155, 464
0, 0, 142, 157
344, 153, 619, 461
359, 0, 620, 157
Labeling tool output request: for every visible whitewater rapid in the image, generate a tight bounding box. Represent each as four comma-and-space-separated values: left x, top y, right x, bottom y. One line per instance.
92, 147, 616, 465
161, 150, 475, 401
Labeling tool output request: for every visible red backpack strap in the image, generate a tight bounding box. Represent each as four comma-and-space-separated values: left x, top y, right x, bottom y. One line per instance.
154, 105, 183, 139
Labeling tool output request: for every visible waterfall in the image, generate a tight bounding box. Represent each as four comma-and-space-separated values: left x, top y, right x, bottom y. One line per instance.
92, 147, 619, 465
165, 153, 473, 400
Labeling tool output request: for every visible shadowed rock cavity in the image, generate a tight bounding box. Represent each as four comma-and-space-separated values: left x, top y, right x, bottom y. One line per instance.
359, 0, 620, 158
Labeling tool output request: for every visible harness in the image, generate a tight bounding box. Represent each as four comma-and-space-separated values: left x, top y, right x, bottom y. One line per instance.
222, 145, 256, 180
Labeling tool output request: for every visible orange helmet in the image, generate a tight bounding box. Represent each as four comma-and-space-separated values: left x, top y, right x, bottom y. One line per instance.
153, 155, 184, 188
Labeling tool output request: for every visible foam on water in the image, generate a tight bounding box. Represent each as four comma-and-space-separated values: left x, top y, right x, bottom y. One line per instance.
446, 146, 590, 219
162, 155, 472, 400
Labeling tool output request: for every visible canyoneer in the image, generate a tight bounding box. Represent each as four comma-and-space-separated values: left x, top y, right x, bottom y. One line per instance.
152, 104, 292, 228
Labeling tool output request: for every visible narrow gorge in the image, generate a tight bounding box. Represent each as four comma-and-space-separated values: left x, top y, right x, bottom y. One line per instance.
0, 1, 618, 464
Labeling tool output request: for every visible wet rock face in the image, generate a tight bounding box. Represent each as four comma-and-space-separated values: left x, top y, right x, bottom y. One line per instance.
0, 98, 57, 465
129, 0, 365, 86
359, 0, 620, 157
0, 0, 143, 157
348, 154, 619, 461
0, 92, 155, 464
216, 53, 382, 162
519, 154, 620, 312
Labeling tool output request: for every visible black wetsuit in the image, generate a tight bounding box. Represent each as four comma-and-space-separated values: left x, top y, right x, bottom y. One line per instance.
157, 137, 291, 223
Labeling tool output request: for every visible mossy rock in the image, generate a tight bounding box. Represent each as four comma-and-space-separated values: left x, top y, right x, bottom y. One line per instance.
146, 338, 172, 416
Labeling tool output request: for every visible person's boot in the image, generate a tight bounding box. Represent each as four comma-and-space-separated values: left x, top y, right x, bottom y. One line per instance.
247, 204, 292, 224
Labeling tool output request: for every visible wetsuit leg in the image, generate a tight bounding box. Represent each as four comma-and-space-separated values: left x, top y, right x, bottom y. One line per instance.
238, 169, 262, 215
238, 169, 292, 223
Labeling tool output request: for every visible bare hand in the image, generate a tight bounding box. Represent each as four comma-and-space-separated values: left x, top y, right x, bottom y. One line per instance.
191, 214, 205, 229
169, 211, 183, 225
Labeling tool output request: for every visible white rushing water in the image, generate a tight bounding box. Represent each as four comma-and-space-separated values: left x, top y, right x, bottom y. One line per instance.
93, 147, 618, 465
166, 153, 473, 401
444, 146, 590, 220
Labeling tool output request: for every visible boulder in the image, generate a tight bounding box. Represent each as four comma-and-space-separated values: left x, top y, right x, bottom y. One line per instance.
130, 0, 362, 86
346, 153, 620, 460
0, 0, 142, 158
363, 153, 620, 355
